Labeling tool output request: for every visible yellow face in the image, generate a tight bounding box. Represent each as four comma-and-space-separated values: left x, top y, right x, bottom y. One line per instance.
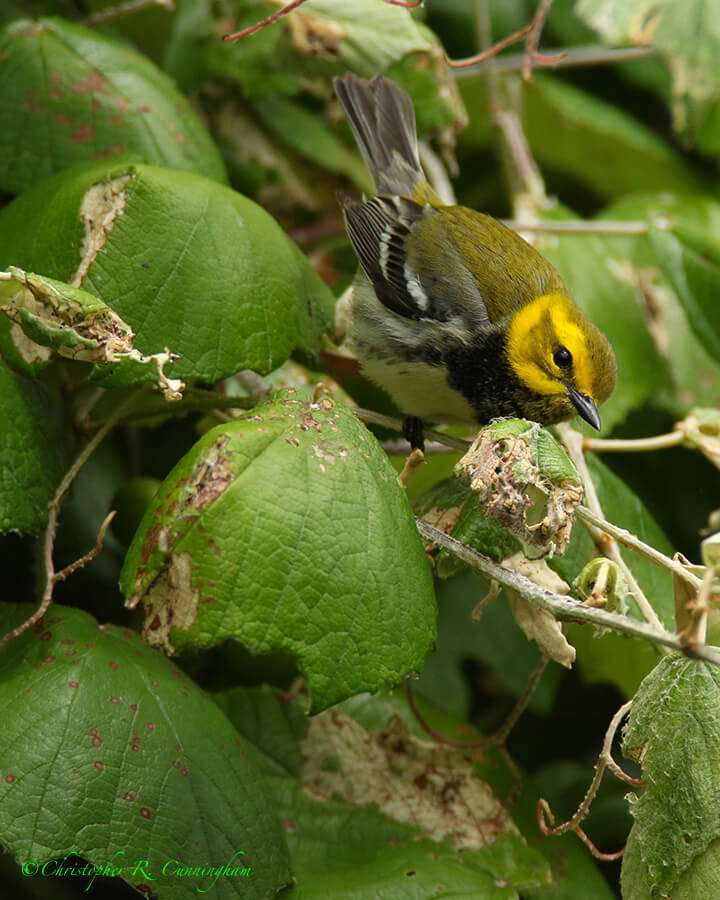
505, 293, 616, 412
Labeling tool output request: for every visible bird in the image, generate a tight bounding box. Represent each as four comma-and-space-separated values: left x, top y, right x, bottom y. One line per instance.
333, 73, 616, 449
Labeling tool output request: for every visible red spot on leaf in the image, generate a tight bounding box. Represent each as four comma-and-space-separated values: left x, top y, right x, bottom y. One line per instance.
109, 114, 125, 127
67, 650, 77, 656
44, 655, 55, 663
109, 662, 118, 671
130, 704, 138, 712
40, 631, 52, 642
141, 105, 153, 113
172, 760, 181, 769
140, 807, 151, 819
124, 793, 134, 802
123, 631, 133, 639
92, 737, 102, 747
94, 761, 104, 771
181, 769, 188, 776
146, 723, 155, 731
50, 617, 61, 624
72, 659, 80, 665
61, 639, 73, 645
110, 697, 120, 704
49, 72, 62, 82
90, 729, 98, 736
69, 681, 79, 689
69, 69, 104, 94
282, 819, 296, 833
53, 113, 73, 126
5, 775, 16, 784
72, 124, 93, 143
49, 88, 64, 100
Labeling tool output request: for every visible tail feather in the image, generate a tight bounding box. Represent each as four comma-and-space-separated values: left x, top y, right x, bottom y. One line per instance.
333, 74, 423, 197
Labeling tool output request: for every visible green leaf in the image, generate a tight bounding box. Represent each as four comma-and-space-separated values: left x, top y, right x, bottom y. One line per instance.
621, 654, 720, 898
0, 160, 335, 386
251, 95, 373, 192
120, 391, 437, 713
650, 226, 720, 364
0, 604, 291, 899
459, 74, 702, 198
0, 17, 226, 195
206, 0, 434, 97
576, 0, 720, 154
597, 192, 720, 411
0, 360, 67, 535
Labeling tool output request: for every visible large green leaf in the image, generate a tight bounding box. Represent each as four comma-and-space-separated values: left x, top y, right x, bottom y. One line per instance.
576, 0, 720, 154
0, 160, 335, 386
120, 391, 437, 713
0, 360, 67, 535
621, 654, 720, 898
459, 74, 702, 198
0, 17, 226, 195
650, 227, 720, 364
0, 604, 291, 899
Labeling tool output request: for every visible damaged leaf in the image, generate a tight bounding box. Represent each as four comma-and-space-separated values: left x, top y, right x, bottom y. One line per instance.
502, 552, 576, 668
302, 710, 517, 850
456, 420, 582, 558
0, 160, 335, 387
0, 267, 183, 400
622, 653, 720, 898
119, 390, 436, 713
0, 17, 226, 194
0, 604, 291, 899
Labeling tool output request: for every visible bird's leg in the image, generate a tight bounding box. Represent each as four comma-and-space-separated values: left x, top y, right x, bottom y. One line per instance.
402, 416, 425, 453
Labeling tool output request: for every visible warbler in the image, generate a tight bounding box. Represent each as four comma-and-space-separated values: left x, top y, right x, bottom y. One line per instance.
333, 74, 616, 446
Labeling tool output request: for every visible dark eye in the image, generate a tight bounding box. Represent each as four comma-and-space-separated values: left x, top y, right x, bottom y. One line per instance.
553, 347, 573, 369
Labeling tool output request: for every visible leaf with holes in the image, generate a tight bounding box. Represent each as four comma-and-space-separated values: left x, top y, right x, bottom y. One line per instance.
621, 654, 720, 898
0, 361, 68, 535
0, 159, 335, 386
0, 604, 291, 899
0, 17, 226, 194
119, 390, 437, 713
0, 267, 183, 400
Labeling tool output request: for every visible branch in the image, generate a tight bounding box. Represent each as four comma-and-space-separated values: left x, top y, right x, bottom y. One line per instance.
582, 431, 685, 453
501, 219, 651, 236
223, 0, 309, 42
84, 0, 173, 27
415, 519, 720, 665
452, 44, 658, 77
352, 407, 471, 453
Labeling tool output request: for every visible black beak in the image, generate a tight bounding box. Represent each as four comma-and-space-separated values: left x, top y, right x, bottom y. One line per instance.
568, 387, 601, 431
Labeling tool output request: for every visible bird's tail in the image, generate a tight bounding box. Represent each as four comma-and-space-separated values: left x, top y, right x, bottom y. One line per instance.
333, 73, 430, 200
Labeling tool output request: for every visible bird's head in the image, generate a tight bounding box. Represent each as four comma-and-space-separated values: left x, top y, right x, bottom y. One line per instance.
505, 293, 617, 430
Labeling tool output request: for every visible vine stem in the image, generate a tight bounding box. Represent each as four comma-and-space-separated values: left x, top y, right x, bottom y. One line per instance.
576, 506, 702, 590
415, 519, 720, 666
582, 431, 685, 453
0, 391, 141, 650
555, 423, 666, 635
538, 700, 641, 860
352, 407, 471, 452
84, 0, 173, 27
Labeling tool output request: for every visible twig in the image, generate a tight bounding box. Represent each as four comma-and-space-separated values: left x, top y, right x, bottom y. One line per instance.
0, 392, 140, 650
54, 512, 116, 583
576, 506, 703, 590
537, 700, 639, 860
501, 219, 651, 236
449, 0, 561, 76
415, 519, 720, 665
556, 423, 666, 635
84, 0, 173, 27
453, 44, 658, 76
523, 0, 557, 80
352, 407, 472, 452
223, 0, 309, 42
582, 431, 685, 453
448, 24, 532, 68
